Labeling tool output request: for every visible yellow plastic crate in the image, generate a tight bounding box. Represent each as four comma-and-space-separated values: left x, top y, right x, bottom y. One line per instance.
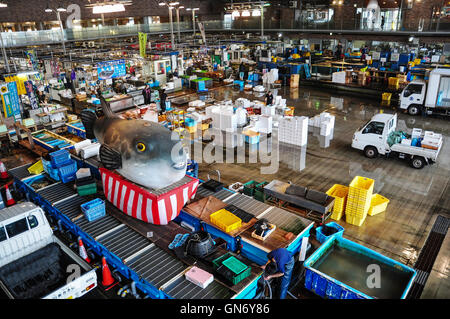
349, 176, 374, 196
326, 184, 349, 221
210, 209, 242, 233
368, 194, 390, 216
28, 160, 44, 175
382, 92, 392, 101
185, 126, 197, 134
345, 214, 366, 227
198, 122, 210, 130
414, 58, 421, 65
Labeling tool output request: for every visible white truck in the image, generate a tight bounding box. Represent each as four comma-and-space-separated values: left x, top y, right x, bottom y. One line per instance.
0, 202, 97, 299
399, 68, 450, 116
352, 113, 443, 169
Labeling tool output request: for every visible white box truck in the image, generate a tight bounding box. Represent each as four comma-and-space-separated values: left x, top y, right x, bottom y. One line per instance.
352, 113, 443, 169
0, 202, 97, 299
399, 68, 450, 116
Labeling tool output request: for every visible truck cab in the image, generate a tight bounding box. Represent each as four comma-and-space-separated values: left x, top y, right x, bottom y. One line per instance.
399, 80, 426, 116
352, 113, 397, 158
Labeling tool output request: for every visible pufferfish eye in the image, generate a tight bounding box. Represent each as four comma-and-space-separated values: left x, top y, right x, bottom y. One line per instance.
136, 142, 146, 152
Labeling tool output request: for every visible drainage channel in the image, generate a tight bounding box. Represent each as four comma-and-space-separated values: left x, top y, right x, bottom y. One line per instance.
407, 215, 449, 299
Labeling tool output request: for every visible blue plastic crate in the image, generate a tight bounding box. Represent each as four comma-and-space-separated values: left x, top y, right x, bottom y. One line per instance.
316, 222, 344, 244
47, 166, 60, 181
81, 198, 106, 222
49, 149, 71, 167
57, 160, 77, 183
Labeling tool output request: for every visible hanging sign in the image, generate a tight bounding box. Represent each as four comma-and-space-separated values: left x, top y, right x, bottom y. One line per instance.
1, 82, 22, 121
97, 60, 127, 80
25, 81, 39, 110
139, 32, 148, 58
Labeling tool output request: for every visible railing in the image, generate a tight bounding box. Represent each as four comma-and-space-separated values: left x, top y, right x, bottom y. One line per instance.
0, 19, 448, 48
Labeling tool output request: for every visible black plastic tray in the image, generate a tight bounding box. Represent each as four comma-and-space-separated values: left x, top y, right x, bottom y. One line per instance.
202, 179, 224, 192
225, 204, 254, 223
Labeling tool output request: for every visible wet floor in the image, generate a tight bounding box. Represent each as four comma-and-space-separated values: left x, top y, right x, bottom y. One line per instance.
193, 84, 450, 298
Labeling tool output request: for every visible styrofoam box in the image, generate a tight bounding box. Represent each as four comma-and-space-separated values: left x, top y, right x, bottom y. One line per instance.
76, 168, 91, 179
185, 267, 214, 289
401, 139, 412, 146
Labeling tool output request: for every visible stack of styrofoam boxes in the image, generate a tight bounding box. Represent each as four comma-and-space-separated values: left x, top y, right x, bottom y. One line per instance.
255, 115, 273, 134
261, 104, 276, 116
236, 107, 247, 127
278, 116, 308, 146
319, 112, 335, 138
219, 107, 237, 131
332, 71, 346, 84
236, 98, 251, 109
422, 131, 442, 150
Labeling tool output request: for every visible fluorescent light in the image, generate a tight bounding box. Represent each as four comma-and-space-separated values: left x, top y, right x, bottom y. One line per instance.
252, 9, 261, 16
169, 2, 179, 5
57, 7, 66, 12
0, 3, 7, 8
241, 10, 250, 17
93, 4, 125, 14
45, 7, 53, 13
159, 2, 166, 6
232, 10, 240, 17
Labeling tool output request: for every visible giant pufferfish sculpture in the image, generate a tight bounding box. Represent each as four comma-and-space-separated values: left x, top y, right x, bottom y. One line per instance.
81, 93, 187, 190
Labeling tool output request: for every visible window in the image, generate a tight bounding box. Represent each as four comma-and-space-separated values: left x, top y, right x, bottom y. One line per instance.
0, 227, 6, 242
27, 215, 39, 229
363, 121, 385, 135
5, 218, 29, 238
404, 84, 423, 97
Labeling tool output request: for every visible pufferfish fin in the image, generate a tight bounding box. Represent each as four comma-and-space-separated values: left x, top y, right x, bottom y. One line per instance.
99, 144, 122, 170
80, 109, 97, 140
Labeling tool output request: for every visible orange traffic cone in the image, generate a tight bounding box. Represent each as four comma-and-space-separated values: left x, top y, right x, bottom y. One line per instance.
0, 162, 8, 180
5, 185, 15, 206
101, 257, 115, 287
78, 238, 91, 263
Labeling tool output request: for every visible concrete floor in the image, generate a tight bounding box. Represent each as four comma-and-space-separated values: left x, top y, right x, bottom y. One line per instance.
193, 85, 450, 298
1, 84, 448, 299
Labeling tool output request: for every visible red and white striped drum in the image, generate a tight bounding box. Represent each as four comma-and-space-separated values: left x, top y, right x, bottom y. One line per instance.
100, 168, 199, 225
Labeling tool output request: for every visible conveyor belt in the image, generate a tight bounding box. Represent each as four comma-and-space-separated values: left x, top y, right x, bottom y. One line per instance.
260, 207, 312, 235
97, 225, 152, 261
74, 214, 122, 240
8, 163, 33, 181
54, 195, 91, 221
162, 274, 234, 299
195, 185, 235, 201
407, 215, 449, 299
224, 193, 273, 217
126, 245, 186, 288
36, 182, 77, 204
152, 176, 196, 196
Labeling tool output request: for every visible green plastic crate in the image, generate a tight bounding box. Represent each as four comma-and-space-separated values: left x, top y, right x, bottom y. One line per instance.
212, 253, 251, 285
254, 181, 268, 202
222, 256, 248, 275
77, 184, 97, 196
243, 181, 258, 197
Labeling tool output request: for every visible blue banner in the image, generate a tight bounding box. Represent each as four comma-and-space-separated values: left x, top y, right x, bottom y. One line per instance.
97, 59, 127, 80
1, 82, 21, 121
25, 81, 39, 110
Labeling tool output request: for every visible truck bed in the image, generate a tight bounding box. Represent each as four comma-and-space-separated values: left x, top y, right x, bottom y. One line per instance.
0, 242, 88, 299
391, 142, 442, 162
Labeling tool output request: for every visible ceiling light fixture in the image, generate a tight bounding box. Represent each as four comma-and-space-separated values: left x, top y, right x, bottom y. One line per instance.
241, 10, 250, 17
92, 3, 126, 14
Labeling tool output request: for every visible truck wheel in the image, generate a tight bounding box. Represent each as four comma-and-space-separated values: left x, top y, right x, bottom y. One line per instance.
408, 105, 421, 116
364, 146, 378, 159
410, 156, 425, 169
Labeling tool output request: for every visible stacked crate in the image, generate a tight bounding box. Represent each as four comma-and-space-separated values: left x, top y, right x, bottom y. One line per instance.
345, 176, 374, 226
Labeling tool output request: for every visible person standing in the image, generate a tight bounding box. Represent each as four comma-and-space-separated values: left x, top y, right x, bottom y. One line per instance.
142, 85, 150, 105
261, 248, 295, 299
265, 91, 274, 106
159, 89, 168, 115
